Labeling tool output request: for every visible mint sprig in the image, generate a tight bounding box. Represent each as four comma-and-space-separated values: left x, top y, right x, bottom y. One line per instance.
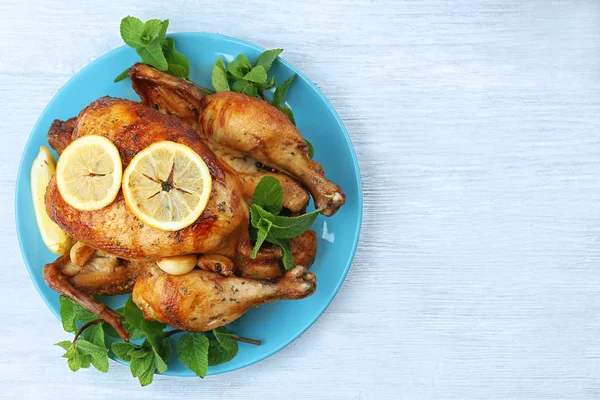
58, 294, 260, 384
55, 296, 109, 373
115, 16, 190, 82
250, 177, 321, 269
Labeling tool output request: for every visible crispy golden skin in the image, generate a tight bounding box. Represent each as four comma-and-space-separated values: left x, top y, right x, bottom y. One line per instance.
45, 97, 248, 260
129, 63, 345, 216
133, 264, 316, 332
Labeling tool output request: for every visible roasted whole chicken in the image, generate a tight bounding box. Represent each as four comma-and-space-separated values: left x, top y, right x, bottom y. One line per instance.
43, 64, 345, 340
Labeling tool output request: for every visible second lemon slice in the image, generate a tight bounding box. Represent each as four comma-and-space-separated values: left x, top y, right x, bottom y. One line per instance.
122, 141, 212, 231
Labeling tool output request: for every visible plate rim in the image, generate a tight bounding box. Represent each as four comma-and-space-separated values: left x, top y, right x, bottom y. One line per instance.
15, 31, 363, 376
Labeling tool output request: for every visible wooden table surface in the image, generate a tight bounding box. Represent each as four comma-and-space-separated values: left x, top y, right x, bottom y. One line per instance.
2, 0, 600, 398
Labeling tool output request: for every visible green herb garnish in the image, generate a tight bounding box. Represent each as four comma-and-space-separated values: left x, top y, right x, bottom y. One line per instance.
56, 295, 259, 385
250, 177, 320, 269
54, 297, 109, 373
114, 16, 190, 82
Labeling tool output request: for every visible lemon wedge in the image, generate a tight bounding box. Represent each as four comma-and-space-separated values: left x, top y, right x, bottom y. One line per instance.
56, 135, 122, 211
31, 146, 72, 254
122, 141, 212, 231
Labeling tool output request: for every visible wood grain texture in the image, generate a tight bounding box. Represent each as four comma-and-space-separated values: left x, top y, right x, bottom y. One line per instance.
2, 0, 600, 398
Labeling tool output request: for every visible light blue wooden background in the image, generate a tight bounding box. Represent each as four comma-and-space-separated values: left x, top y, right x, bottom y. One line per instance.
1, 0, 599, 398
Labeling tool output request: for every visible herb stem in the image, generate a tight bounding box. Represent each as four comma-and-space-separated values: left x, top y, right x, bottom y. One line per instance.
166, 329, 183, 337
258, 90, 267, 101
73, 319, 103, 344
232, 336, 262, 346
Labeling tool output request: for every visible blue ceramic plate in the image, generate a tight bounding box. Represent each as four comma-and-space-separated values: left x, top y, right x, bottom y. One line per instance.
15, 33, 362, 376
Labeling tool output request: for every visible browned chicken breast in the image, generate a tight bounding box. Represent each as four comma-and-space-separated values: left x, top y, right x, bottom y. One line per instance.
45, 97, 248, 260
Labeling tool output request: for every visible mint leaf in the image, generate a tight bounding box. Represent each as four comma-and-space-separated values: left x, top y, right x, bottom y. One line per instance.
81, 325, 110, 372
122, 297, 170, 366
138, 366, 156, 386
305, 139, 315, 158
83, 323, 104, 347
77, 339, 109, 373
208, 339, 237, 366
76, 308, 98, 324
167, 64, 187, 79
111, 342, 137, 362
252, 176, 283, 214
163, 38, 190, 79
272, 74, 295, 106
77, 339, 109, 359
55, 340, 72, 352
153, 349, 168, 373
130, 350, 153, 377
276, 105, 296, 125
177, 333, 209, 378
57, 339, 94, 372
136, 38, 168, 70
129, 347, 150, 359
231, 80, 258, 97
62, 343, 78, 359
250, 203, 272, 229
142, 19, 163, 42
59, 296, 97, 332
114, 67, 131, 83
250, 220, 270, 258
145, 331, 172, 363
212, 327, 238, 352
67, 350, 90, 372
105, 307, 145, 340
251, 204, 321, 239
90, 352, 109, 373
120, 16, 145, 48
124, 297, 166, 336
59, 296, 77, 333
243, 66, 267, 84
104, 319, 144, 340
228, 54, 252, 79
212, 58, 230, 92
266, 236, 294, 270
257, 76, 276, 91
269, 208, 321, 238
254, 49, 283, 71
157, 19, 169, 42
130, 349, 155, 386
123, 296, 145, 328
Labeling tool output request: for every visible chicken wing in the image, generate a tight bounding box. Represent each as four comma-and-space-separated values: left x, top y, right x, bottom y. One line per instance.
132, 263, 316, 331
129, 63, 345, 216
45, 97, 248, 260
43, 253, 131, 340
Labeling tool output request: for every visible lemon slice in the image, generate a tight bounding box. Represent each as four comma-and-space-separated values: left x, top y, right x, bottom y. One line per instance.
56, 135, 122, 211
122, 141, 212, 231
31, 146, 72, 254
